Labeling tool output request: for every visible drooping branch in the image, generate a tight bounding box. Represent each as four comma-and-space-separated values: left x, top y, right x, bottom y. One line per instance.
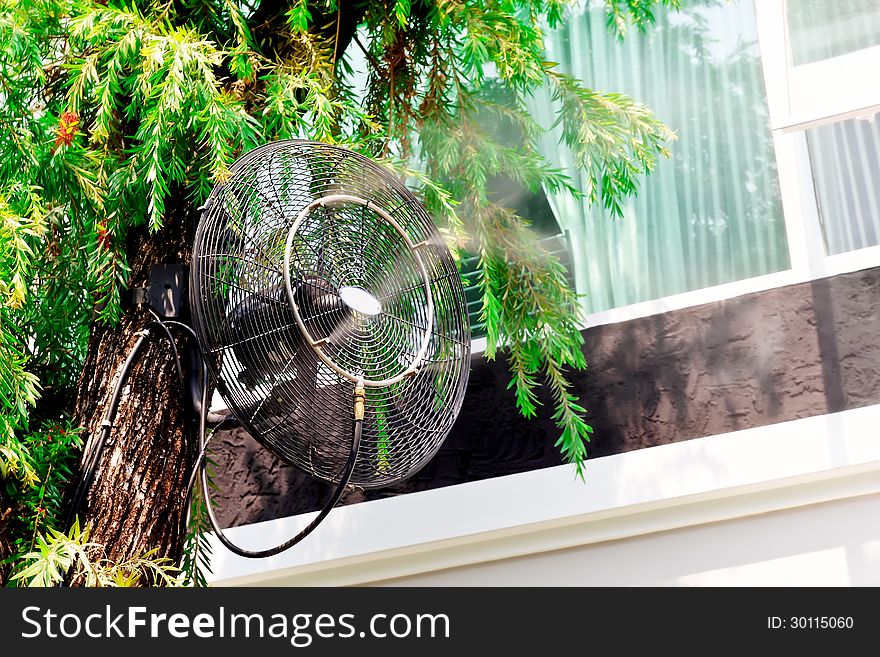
250, 0, 368, 64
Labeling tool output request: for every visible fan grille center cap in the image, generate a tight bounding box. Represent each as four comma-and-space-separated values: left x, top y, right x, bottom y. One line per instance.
339, 286, 382, 316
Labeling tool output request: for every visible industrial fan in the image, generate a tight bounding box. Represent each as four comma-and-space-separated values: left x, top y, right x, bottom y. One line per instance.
189, 140, 471, 557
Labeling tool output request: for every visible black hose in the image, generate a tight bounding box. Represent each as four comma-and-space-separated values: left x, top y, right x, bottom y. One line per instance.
64, 318, 191, 534
148, 318, 184, 385
64, 310, 356, 559
160, 319, 199, 343
181, 414, 239, 506
63, 327, 153, 533
162, 318, 231, 424
194, 362, 363, 559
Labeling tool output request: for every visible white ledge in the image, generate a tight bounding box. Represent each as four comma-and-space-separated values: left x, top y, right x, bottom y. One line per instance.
206, 403, 880, 586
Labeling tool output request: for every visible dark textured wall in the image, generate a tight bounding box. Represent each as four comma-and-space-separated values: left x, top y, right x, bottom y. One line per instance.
210, 267, 880, 528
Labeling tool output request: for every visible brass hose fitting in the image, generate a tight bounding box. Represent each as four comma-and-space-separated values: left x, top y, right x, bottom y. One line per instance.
353, 383, 365, 421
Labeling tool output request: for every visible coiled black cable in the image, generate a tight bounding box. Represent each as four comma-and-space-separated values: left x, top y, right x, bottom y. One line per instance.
63, 307, 362, 559
192, 358, 363, 558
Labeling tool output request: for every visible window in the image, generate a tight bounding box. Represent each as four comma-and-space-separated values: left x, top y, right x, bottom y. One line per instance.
786, 0, 880, 66
459, 84, 575, 338
753, 0, 880, 282
758, 0, 880, 131
806, 116, 880, 255
534, 0, 789, 314
517, 0, 880, 325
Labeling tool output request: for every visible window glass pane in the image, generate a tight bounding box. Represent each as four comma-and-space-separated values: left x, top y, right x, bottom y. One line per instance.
786, 0, 880, 66
807, 117, 880, 255
534, 0, 789, 313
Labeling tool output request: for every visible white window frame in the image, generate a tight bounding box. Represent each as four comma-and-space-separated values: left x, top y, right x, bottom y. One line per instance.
758, 0, 880, 283
756, 0, 880, 133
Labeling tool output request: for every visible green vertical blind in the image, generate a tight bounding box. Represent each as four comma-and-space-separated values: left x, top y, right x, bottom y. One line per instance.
533, 0, 789, 313
786, 0, 880, 66
807, 116, 880, 255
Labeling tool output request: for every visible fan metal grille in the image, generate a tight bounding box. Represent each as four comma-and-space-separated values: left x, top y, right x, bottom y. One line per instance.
191, 141, 471, 488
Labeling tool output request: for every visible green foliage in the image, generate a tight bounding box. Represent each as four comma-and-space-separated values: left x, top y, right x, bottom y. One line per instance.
0, 0, 677, 581
604, 0, 683, 38
286, 0, 313, 34
180, 452, 217, 588
11, 519, 183, 587
0, 185, 46, 485
545, 70, 675, 217
3, 421, 82, 555
180, 492, 213, 588
397, 1, 674, 472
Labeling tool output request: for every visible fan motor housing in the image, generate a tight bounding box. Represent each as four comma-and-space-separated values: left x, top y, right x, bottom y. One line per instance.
191, 140, 471, 489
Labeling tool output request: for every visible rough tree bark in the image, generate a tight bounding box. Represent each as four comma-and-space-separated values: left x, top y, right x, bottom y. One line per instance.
70, 198, 193, 569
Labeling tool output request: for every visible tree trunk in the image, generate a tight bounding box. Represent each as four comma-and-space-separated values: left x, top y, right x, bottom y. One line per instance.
70, 200, 193, 572
66, 1, 373, 578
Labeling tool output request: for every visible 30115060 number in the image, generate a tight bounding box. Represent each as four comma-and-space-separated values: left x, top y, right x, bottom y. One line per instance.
767, 617, 854, 629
